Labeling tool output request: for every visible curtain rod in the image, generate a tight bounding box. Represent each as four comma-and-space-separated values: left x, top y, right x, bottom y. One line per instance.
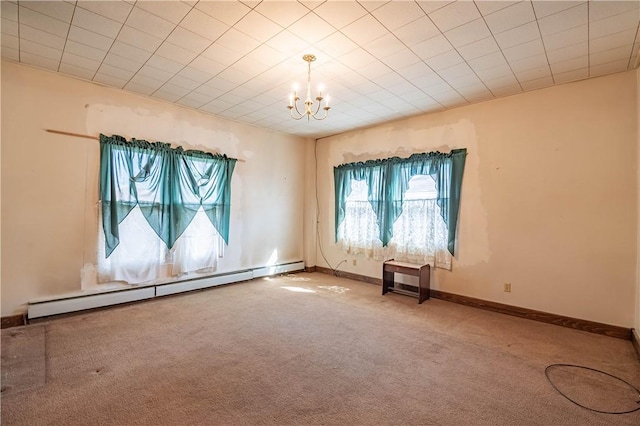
44, 129, 245, 162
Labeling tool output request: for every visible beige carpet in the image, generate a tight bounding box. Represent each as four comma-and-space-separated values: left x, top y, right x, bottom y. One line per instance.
1, 272, 639, 425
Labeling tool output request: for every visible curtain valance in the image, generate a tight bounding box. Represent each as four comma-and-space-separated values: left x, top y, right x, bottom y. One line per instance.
334, 149, 466, 255
100, 134, 236, 257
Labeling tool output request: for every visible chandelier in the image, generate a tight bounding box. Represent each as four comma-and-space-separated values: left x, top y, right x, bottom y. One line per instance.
287, 54, 330, 121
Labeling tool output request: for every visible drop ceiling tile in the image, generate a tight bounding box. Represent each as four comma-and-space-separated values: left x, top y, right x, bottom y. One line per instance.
412, 34, 454, 60
590, 11, 640, 39
589, 0, 639, 22
214, 28, 261, 55
128, 73, 165, 91
446, 72, 483, 90
364, 33, 405, 60
152, 90, 183, 103
424, 49, 463, 70
589, 29, 637, 53
473, 64, 513, 80
553, 67, 588, 83
537, 3, 587, 37
234, 10, 282, 42
291, 13, 337, 45
532, 1, 585, 19
124, 6, 176, 39
457, 36, 500, 60
1, 34, 18, 50
20, 39, 62, 60
195, 1, 251, 26
396, 61, 437, 80
135, 1, 192, 25
245, 44, 287, 68
216, 66, 254, 85
59, 62, 96, 80
61, 51, 101, 72
468, 51, 507, 72
76, 1, 134, 23
20, 52, 59, 70
146, 55, 184, 74
460, 87, 493, 102
315, 32, 359, 57
414, 1, 451, 14
444, 18, 491, 47
483, 1, 535, 34
489, 84, 522, 97
590, 45, 634, 66
19, 6, 70, 37
200, 43, 244, 66
1, 1, 18, 21
20, 0, 74, 23
176, 92, 213, 108
546, 41, 588, 63
96, 63, 135, 81
179, 9, 229, 42
67, 25, 115, 51
188, 55, 227, 76
549, 55, 588, 74
475, 1, 517, 16
502, 38, 545, 62
379, 48, 422, 69
493, 21, 540, 50
1, 18, 18, 36
62, 41, 105, 62
2, 47, 19, 61
102, 52, 143, 73
255, 1, 309, 27
338, 48, 378, 70
341, 14, 389, 46
514, 65, 550, 82
394, 16, 441, 47
439, 61, 473, 79
109, 41, 152, 64
193, 84, 225, 99
72, 7, 123, 38
156, 42, 198, 65
541, 24, 587, 51
93, 72, 129, 88
156, 82, 192, 97
428, 1, 481, 32
358, 61, 394, 80
136, 64, 175, 82
117, 25, 162, 53
509, 53, 548, 73
20, 24, 66, 50
589, 58, 628, 76
520, 75, 553, 91
371, 1, 425, 31
264, 30, 309, 56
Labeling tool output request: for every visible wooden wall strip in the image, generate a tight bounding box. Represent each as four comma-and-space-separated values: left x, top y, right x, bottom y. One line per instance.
314, 266, 631, 341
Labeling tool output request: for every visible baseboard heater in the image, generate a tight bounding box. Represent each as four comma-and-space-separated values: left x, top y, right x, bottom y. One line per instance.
27, 261, 305, 320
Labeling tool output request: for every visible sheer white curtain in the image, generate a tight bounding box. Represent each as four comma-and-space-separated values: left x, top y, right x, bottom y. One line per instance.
97, 206, 224, 285
337, 176, 451, 269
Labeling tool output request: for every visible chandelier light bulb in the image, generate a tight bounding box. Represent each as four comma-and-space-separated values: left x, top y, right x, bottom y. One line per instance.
287, 54, 331, 121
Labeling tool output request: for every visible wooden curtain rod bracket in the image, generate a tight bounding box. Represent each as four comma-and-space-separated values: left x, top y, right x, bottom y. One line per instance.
44, 129, 245, 162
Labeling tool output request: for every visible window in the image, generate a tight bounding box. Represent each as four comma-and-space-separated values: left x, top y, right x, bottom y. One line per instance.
334, 149, 467, 269
97, 134, 235, 285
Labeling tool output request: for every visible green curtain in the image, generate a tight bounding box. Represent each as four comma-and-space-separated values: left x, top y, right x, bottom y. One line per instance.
100, 134, 236, 258
334, 149, 466, 256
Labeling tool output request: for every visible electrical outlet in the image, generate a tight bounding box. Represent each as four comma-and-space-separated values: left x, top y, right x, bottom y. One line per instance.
504, 283, 511, 293
352, 259, 357, 266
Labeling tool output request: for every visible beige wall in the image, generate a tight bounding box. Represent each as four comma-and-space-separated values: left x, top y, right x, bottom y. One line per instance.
1, 61, 306, 315
636, 66, 640, 333
315, 70, 638, 327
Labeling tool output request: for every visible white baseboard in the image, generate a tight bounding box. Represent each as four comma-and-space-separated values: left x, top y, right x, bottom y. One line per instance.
27, 261, 305, 320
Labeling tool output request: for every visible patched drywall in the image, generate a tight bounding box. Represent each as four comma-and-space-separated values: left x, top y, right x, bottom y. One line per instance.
1, 62, 306, 315
315, 70, 638, 327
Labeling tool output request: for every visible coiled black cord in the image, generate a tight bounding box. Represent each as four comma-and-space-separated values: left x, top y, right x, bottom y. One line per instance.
545, 364, 640, 415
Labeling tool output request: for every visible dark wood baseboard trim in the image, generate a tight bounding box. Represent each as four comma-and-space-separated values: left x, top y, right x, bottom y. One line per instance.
316, 266, 382, 286
1, 314, 27, 329
304, 266, 317, 273
313, 267, 632, 341
632, 329, 640, 360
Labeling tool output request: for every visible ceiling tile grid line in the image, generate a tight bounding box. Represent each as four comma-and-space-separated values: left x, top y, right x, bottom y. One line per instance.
3, 0, 640, 139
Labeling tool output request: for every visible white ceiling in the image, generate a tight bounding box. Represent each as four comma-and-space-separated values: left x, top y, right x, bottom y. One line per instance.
2, 0, 640, 139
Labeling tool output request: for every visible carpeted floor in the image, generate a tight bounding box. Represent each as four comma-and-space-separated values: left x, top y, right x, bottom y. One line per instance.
1, 272, 639, 425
